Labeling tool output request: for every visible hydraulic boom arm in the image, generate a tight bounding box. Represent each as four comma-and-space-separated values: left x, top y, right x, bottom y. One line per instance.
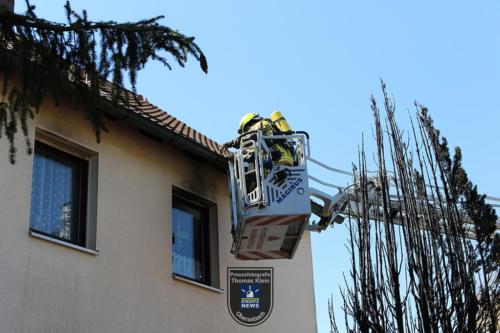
226, 130, 499, 260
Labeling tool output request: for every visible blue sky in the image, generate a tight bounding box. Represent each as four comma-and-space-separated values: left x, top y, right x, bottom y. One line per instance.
21, 1, 500, 332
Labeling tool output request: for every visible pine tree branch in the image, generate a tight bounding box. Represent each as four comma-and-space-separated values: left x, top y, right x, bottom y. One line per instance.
0, 1, 207, 163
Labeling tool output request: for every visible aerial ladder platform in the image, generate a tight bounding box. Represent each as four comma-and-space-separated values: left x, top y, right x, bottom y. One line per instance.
227, 131, 500, 260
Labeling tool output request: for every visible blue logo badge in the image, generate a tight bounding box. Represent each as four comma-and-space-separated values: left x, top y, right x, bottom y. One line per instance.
240, 284, 261, 309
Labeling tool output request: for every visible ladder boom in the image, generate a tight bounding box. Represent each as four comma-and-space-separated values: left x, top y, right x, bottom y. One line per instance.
226, 130, 499, 260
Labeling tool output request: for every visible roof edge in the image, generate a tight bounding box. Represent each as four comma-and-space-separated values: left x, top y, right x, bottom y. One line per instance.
103, 105, 229, 171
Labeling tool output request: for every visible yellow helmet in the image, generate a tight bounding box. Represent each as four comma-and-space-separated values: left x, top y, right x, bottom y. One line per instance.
238, 113, 260, 134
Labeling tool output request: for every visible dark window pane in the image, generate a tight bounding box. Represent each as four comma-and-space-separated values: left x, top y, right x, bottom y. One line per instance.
29, 141, 88, 246
172, 198, 209, 283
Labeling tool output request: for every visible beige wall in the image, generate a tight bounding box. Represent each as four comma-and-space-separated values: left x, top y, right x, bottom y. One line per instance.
0, 99, 317, 333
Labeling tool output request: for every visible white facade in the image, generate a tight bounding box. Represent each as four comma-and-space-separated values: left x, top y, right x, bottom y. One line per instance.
0, 98, 317, 333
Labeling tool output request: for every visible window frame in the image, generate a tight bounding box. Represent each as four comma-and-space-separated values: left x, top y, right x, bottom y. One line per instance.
171, 187, 220, 289
29, 128, 99, 252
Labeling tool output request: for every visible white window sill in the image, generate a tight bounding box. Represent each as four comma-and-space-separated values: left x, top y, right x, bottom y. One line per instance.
29, 230, 99, 256
172, 273, 223, 294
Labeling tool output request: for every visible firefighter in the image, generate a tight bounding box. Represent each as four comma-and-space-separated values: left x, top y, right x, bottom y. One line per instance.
223, 112, 294, 167
223, 112, 295, 196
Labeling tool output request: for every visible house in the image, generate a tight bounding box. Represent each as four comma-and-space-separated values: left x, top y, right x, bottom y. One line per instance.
0, 86, 317, 332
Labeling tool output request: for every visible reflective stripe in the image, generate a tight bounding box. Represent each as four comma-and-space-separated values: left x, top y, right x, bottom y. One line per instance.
275, 145, 293, 165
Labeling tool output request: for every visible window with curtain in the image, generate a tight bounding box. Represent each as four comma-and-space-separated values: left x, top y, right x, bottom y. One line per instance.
29, 141, 88, 246
172, 196, 210, 284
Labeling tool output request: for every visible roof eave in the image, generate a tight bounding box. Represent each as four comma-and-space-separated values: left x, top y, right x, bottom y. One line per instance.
103, 105, 229, 172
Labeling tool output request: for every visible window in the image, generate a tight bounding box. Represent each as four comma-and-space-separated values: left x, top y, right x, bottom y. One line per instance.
29, 129, 98, 251
172, 198, 209, 283
172, 188, 219, 287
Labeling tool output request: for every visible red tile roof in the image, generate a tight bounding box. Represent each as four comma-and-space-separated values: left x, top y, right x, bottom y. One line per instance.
1, 45, 229, 160
100, 85, 230, 159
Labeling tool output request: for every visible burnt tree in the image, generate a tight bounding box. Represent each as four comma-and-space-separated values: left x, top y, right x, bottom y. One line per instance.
330, 82, 499, 333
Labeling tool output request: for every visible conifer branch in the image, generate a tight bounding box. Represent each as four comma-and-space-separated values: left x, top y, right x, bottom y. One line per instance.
0, 0, 207, 163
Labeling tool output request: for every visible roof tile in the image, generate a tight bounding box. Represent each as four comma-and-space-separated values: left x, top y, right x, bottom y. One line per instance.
100, 83, 230, 158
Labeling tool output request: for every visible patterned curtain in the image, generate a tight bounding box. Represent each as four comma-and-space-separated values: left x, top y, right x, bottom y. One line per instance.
30, 144, 76, 242
172, 207, 204, 281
